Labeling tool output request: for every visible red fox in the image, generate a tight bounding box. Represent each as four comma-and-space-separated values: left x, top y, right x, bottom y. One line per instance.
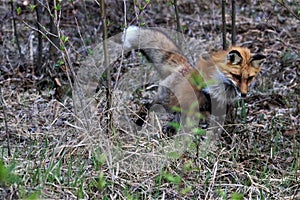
123, 26, 266, 133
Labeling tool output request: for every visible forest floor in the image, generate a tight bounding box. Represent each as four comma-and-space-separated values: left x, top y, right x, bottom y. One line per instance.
0, 0, 299, 199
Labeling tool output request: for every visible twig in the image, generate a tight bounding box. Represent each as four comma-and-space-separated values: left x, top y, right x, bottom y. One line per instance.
131, 0, 151, 25
48, 0, 60, 60
100, 0, 113, 133
222, 0, 227, 50
10, 0, 23, 59
113, 0, 127, 90
173, 0, 182, 33
0, 88, 11, 156
21, 20, 60, 52
276, 0, 300, 21
34, 0, 43, 75
231, 0, 236, 46
290, 112, 299, 182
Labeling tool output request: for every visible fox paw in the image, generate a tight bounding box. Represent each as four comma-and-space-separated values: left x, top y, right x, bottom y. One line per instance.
162, 125, 177, 137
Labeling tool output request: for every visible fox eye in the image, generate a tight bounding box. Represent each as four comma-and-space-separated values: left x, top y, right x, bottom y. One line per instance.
247, 76, 255, 82
231, 73, 241, 82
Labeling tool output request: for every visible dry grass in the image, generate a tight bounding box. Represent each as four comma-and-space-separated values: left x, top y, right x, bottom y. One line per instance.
0, 0, 299, 199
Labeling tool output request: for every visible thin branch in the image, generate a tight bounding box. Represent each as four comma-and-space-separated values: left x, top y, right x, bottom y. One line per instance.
276, 0, 300, 21
0, 88, 11, 156
132, 0, 151, 26
231, 0, 236, 46
100, 0, 113, 133
48, 0, 60, 60
113, 0, 127, 90
222, 0, 226, 50
34, 0, 43, 75
173, 0, 182, 33
21, 20, 61, 52
10, 0, 23, 59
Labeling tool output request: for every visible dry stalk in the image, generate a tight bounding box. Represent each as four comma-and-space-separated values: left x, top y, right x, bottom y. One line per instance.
48, 0, 60, 60
222, 0, 226, 50
10, 0, 23, 59
173, 0, 182, 33
100, 0, 113, 133
34, 0, 43, 75
0, 88, 10, 156
276, 0, 300, 21
231, 0, 236, 46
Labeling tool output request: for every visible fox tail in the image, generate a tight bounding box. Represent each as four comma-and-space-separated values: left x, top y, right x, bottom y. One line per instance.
122, 26, 193, 76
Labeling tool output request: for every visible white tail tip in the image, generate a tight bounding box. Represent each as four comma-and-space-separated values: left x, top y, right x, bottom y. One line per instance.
123, 26, 140, 49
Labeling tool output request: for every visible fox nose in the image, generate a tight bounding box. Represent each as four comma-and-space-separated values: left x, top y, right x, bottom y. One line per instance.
241, 93, 247, 98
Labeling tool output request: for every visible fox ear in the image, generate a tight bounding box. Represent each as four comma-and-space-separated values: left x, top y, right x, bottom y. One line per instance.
251, 54, 266, 68
227, 50, 242, 65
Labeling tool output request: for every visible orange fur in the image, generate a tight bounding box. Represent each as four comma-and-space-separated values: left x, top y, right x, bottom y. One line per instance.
123, 26, 265, 131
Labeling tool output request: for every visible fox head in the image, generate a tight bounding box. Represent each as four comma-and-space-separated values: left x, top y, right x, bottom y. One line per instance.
208, 47, 266, 104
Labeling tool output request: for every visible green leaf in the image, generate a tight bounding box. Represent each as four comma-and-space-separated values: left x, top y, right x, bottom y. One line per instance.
0, 161, 9, 184
168, 121, 181, 131
192, 127, 206, 136
167, 151, 181, 159
98, 172, 106, 189
96, 154, 106, 167
217, 188, 227, 199
59, 45, 65, 51
16, 7, 22, 15
55, 4, 61, 11
163, 172, 181, 184
167, 0, 173, 6
55, 59, 64, 67
107, 20, 112, 27
23, 191, 41, 200
87, 48, 93, 55
0, 160, 20, 186
77, 184, 84, 199
29, 4, 36, 11
93, 171, 106, 190
171, 106, 181, 112
231, 192, 244, 200
240, 99, 247, 120
180, 186, 192, 195
61, 35, 69, 43
189, 72, 207, 90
